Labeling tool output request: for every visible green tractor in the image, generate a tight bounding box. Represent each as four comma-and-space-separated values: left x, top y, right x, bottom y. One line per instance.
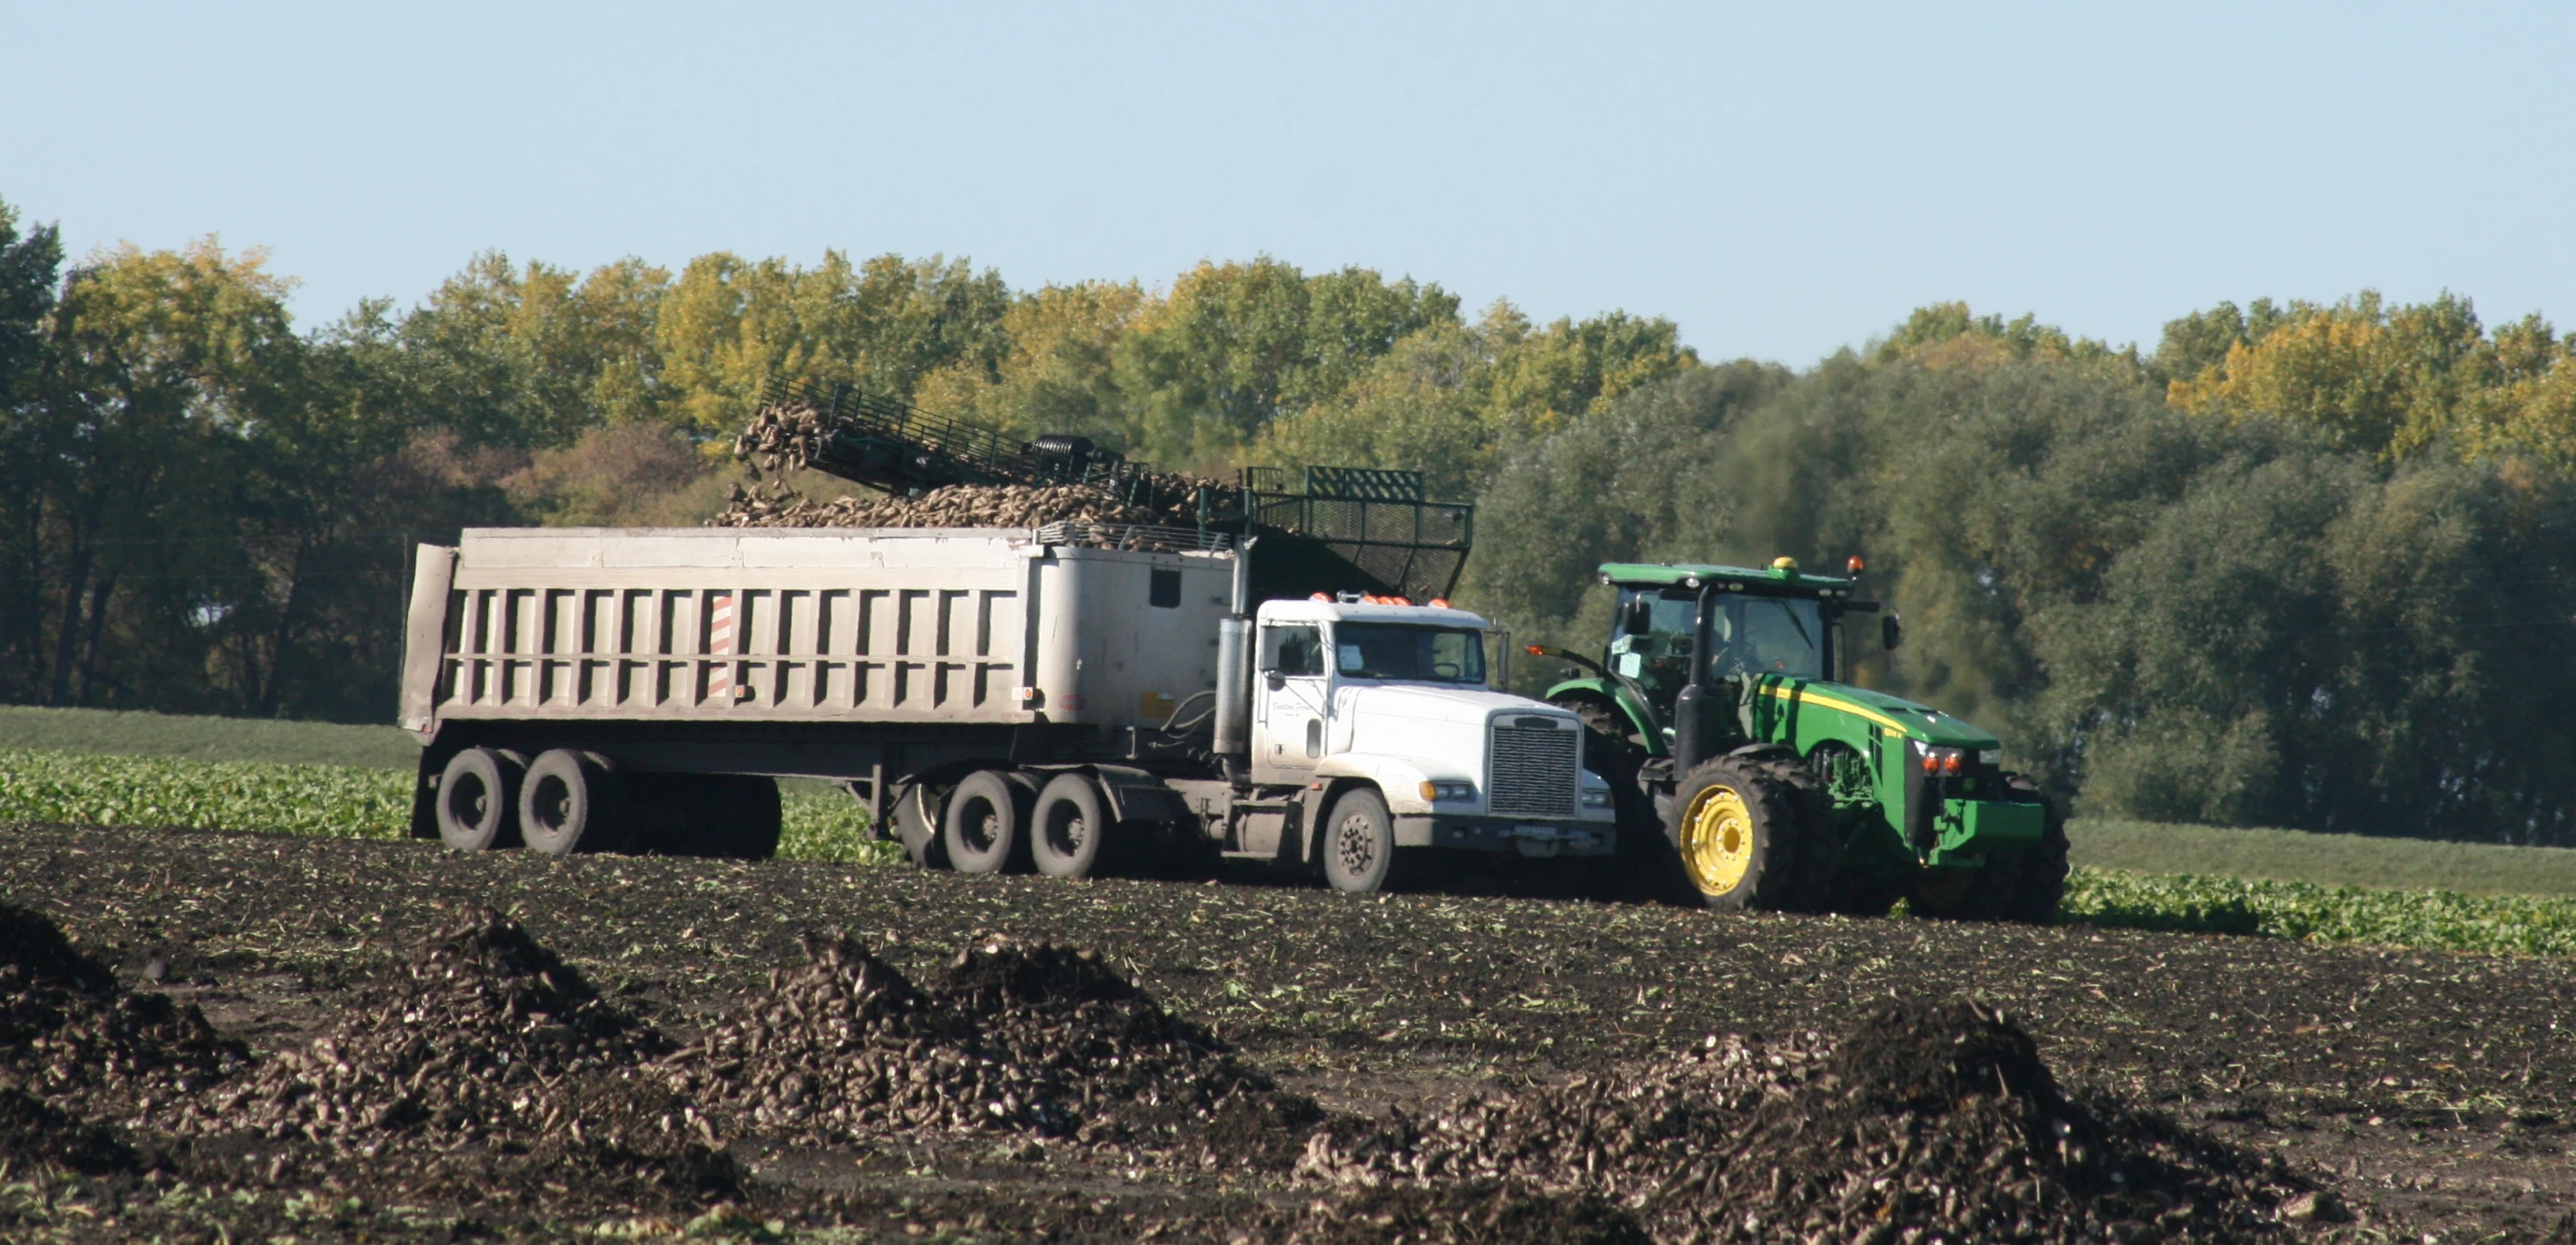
1533, 556, 2066, 920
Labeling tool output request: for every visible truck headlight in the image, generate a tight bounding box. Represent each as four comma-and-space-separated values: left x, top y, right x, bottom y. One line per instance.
1418, 780, 1476, 803
1580, 789, 1614, 809
1979, 748, 2002, 766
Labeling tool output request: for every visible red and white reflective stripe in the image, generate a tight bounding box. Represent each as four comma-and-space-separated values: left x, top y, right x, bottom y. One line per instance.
708, 593, 735, 698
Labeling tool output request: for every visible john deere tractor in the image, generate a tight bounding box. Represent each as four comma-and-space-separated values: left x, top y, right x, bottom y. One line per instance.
1533, 557, 2066, 920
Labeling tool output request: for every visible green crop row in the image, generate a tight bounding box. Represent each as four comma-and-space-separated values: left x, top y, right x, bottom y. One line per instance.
2064, 868, 2576, 958
0, 748, 900, 864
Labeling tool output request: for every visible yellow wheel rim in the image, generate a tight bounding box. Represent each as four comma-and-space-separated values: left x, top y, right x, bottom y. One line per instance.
1681, 784, 1756, 896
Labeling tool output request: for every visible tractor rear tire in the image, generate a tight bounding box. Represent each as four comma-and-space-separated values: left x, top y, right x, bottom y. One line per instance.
1907, 775, 2067, 923
1663, 754, 1827, 912
1549, 692, 1656, 901
2000, 774, 2069, 923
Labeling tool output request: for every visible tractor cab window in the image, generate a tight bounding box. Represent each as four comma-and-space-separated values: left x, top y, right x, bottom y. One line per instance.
1710, 595, 1825, 680
1261, 624, 1326, 677
1608, 588, 1700, 701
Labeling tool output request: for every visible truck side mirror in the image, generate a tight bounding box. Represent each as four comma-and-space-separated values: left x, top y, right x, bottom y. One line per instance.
1621, 597, 1654, 636
1882, 612, 1903, 650
1265, 670, 1286, 691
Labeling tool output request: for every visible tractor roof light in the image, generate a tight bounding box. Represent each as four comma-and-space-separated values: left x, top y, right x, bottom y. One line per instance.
1847, 554, 1866, 574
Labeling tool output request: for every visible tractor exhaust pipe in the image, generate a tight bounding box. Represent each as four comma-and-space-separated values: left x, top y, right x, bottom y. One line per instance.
1212, 538, 1259, 779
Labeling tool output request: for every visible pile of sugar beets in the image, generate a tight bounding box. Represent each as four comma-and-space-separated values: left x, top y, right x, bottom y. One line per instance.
714, 398, 1207, 538
2, 899, 2404, 1242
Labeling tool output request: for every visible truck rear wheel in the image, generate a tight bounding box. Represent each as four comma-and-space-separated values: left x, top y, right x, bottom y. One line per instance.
437, 748, 525, 851
1031, 773, 1110, 879
1321, 787, 1402, 894
520, 749, 625, 856
1665, 755, 1823, 912
944, 769, 1033, 874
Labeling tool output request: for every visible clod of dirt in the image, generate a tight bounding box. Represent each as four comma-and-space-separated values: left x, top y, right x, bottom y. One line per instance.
668, 934, 1307, 1154
196, 907, 670, 1148
0, 902, 242, 1106
1302, 998, 2333, 1243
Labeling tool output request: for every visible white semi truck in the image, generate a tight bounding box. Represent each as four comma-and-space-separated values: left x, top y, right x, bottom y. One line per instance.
398, 524, 1617, 891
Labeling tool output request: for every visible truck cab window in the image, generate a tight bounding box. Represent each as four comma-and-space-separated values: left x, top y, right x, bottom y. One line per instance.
1260, 624, 1325, 676
1332, 623, 1487, 684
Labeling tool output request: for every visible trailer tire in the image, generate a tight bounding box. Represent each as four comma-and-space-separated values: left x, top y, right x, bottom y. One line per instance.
944, 769, 1032, 875
893, 782, 947, 869
1321, 787, 1402, 894
1031, 773, 1110, 879
437, 748, 525, 852
521, 749, 625, 856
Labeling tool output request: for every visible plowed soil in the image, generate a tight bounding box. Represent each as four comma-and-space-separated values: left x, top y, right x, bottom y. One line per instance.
7, 820, 2576, 1242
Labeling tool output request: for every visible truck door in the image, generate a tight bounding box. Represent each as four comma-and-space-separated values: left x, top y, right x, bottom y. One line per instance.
1253, 622, 1328, 783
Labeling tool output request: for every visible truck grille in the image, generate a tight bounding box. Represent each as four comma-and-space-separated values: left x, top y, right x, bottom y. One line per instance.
1489, 718, 1579, 818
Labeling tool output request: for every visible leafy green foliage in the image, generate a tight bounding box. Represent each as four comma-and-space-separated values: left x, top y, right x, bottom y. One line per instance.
2070, 818, 2576, 897
2066, 868, 2576, 958
0, 748, 413, 838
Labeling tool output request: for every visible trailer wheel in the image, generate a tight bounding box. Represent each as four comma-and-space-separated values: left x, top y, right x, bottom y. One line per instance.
944, 769, 1032, 874
893, 782, 947, 869
437, 748, 525, 851
520, 749, 625, 856
1031, 773, 1110, 879
1322, 787, 1402, 894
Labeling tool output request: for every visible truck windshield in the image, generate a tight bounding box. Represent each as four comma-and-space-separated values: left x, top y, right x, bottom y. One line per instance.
1710, 595, 1824, 679
1333, 624, 1487, 684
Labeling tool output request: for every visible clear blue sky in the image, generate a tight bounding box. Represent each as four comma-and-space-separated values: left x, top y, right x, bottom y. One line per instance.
6, 3, 2570, 365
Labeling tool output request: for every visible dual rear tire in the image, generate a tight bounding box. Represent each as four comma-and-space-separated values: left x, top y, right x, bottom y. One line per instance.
433, 746, 779, 860
936, 769, 1116, 879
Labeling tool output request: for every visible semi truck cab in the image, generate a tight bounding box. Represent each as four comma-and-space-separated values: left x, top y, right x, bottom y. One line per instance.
1235, 598, 1617, 875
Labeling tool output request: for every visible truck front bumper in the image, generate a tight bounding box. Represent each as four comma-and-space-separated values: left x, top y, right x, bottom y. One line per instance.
1396, 816, 1615, 857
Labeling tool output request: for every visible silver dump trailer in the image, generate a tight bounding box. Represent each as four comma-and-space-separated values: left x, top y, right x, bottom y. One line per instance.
400, 525, 1617, 890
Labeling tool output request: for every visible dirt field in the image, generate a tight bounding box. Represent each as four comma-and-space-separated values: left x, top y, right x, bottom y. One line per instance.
7, 822, 2576, 1242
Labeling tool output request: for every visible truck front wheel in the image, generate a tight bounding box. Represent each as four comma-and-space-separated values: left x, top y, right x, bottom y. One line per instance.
944, 769, 1034, 874
1321, 788, 1401, 894
1665, 756, 1818, 912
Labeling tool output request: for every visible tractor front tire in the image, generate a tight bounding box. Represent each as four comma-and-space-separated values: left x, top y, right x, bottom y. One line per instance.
2000, 774, 2069, 923
1664, 755, 1827, 912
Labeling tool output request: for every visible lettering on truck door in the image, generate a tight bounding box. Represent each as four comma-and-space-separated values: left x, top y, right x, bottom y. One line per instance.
1254, 622, 1327, 782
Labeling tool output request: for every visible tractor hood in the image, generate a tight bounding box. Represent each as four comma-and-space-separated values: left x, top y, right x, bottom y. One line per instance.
1756, 678, 1999, 749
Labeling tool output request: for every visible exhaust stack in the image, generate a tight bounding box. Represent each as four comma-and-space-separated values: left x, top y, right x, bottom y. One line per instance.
1212, 538, 1259, 770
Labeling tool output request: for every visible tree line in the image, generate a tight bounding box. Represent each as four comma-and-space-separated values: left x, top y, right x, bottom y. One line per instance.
7, 191, 2575, 841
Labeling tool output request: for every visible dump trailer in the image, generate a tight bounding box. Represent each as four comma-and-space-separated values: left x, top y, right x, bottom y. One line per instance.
398, 524, 1616, 890
1533, 556, 2066, 921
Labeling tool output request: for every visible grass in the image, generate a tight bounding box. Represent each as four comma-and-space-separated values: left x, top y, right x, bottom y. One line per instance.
2067, 818, 2576, 897
0, 704, 418, 769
